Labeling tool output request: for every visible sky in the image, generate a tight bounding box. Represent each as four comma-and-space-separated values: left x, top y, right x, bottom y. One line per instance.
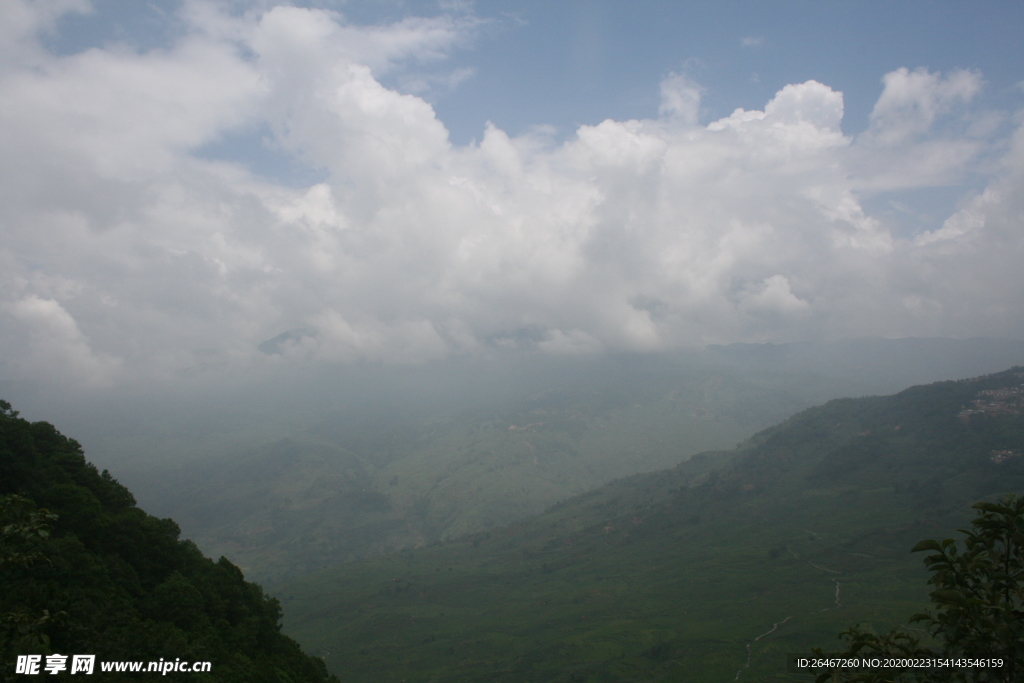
2, 0, 1024, 393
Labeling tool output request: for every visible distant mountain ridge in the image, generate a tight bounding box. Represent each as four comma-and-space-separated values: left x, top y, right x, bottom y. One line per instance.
276, 367, 1024, 682
94, 358, 859, 584
61, 338, 1024, 585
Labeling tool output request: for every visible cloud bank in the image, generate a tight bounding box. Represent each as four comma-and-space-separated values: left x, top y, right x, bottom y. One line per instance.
1, 1, 1022, 388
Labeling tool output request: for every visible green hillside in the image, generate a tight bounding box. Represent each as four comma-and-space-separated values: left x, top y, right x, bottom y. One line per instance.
0, 401, 338, 683
33, 338, 1024, 587
275, 368, 1024, 682
112, 361, 857, 584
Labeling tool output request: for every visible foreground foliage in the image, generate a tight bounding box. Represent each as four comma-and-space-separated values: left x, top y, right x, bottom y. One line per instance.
817, 495, 1024, 683
0, 400, 338, 682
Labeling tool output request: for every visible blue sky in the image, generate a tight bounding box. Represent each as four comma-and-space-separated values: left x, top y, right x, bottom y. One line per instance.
430, 1, 1024, 142
49, 1, 1024, 144
2, 0, 1024, 390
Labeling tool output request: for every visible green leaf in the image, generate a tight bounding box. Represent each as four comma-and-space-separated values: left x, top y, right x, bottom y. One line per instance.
930, 589, 970, 605
912, 539, 943, 553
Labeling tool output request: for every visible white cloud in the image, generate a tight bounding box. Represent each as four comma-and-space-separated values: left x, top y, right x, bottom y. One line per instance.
4, 296, 120, 387
741, 275, 811, 315
914, 188, 995, 246
0, 35, 261, 182
850, 67, 986, 191
0, 0, 91, 65
740, 36, 763, 48
866, 67, 981, 144
1, 1, 1022, 388
659, 72, 703, 124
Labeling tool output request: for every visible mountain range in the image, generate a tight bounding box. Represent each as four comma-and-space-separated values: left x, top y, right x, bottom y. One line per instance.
274, 366, 1024, 682
22, 337, 1023, 586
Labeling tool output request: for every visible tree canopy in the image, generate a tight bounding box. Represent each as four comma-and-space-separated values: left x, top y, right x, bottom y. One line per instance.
0, 399, 339, 682
817, 494, 1024, 683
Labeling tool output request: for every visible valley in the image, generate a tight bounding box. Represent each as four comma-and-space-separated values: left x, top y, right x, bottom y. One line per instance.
4, 350, 1024, 681
25, 337, 1024, 586
272, 367, 1024, 681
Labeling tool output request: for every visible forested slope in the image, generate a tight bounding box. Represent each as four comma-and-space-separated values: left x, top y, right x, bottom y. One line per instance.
0, 400, 337, 683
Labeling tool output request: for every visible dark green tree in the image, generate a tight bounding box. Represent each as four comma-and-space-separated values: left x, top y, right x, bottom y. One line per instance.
0, 494, 57, 569
0, 399, 339, 682
815, 495, 1024, 683
0, 494, 65, 662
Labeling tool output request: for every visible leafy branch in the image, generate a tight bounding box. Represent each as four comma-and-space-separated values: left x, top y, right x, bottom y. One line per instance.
814, 495, 1024, 683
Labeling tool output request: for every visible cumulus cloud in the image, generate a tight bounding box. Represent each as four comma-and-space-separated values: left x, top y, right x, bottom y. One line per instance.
0, 0, 91, 65
659, 73, 703, 124
850, 67, 986, 190
1, 1, 1022, 388
867, 67, 981, 144
740, 275, 811, 315
3, 296, 120, 387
